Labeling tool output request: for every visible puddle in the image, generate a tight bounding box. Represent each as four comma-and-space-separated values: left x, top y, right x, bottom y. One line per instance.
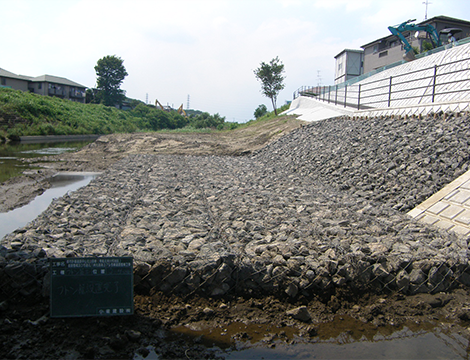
220, 328, 467, 359
134, 320, 469, 359
0, 172, 99, 239
0, 140, 93, 183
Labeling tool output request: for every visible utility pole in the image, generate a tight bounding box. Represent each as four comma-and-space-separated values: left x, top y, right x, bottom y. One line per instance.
423, 0, 431, 20
316, 70, 322, 94
146, 93, 148, 104
187, 94, 190, 110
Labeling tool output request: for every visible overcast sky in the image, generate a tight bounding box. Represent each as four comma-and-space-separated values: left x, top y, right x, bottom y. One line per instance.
1, 0, 469, 122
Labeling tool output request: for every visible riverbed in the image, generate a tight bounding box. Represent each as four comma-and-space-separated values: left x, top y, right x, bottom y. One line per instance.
2, 114, 470, 359
0, 172, 99, 239
0, 140, 93, 183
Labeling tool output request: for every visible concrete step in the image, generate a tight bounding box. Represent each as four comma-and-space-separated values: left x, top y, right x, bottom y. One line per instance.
408, 170, 470, 238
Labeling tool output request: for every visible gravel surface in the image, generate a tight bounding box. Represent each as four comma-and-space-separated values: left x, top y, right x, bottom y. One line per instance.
2, 113, 470, 299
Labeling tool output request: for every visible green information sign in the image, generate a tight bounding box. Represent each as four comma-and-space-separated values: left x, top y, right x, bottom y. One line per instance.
50, 257, 134, 318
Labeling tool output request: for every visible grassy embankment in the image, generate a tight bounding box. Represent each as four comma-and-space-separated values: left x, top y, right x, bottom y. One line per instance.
0, 88, 259, 140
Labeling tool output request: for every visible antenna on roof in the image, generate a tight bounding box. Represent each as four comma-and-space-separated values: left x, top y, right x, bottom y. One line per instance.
423, 0, 431, 20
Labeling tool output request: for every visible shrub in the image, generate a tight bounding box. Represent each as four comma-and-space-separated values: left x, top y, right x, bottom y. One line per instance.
0, 88, 228, 136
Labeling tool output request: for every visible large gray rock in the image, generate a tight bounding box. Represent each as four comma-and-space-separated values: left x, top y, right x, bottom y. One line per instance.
286, 306, 312, 322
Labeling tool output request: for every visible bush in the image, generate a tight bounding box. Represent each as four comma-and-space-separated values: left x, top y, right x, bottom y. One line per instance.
0, 88, 235, 136
254, 104, 268, 119
188, 112, 225, 129
0, 88, 193, 136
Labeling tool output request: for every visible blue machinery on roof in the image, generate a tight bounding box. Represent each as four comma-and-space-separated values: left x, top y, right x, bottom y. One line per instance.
388, 19, 442, 62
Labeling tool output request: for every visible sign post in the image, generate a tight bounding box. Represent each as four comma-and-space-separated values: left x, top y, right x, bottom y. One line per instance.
50, 257, 134, 318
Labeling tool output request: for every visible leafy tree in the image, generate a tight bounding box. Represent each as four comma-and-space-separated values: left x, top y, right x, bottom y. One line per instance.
422, 40, 434, 52
254, 57, 285, 115
254, 104, 268, 119
94, 55, 128, 107
189, 112, 225, 129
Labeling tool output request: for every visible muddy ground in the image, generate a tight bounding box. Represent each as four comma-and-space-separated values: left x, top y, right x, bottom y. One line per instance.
3, 116, 470, 359
4, 287, 470, 359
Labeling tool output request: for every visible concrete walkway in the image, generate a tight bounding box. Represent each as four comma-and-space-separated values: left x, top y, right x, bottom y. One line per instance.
282, 96, 354, 122
408, 170, 470, 238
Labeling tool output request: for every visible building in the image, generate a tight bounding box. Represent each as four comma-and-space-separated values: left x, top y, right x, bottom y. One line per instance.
0, 68, 87, 103
334, 49, 364, 85
360, 15, 470, 74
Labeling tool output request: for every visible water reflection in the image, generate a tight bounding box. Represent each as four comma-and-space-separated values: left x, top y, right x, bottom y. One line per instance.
223, 329, 467, 359
134, 321, 469, 360
0, 173, 99, 239
0, 140, 93, 183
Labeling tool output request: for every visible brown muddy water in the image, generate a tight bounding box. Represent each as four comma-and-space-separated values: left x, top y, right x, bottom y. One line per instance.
135, 317, 469, 359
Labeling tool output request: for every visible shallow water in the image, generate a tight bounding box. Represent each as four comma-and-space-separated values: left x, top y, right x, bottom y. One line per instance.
0, 172, 99, 239
0, 140, 92, 183
135, 319, 469, 359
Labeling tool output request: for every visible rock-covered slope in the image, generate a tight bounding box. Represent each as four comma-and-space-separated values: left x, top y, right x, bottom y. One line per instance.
254, 114, 470, 213
2, 114, 470, 299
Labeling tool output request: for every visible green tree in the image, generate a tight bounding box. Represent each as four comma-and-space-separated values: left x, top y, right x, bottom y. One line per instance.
94, 55, 128, 107
422, 40, 434, 52
254, 104, 268, 119
189, 112, 225, 129
254, 57, 285, 115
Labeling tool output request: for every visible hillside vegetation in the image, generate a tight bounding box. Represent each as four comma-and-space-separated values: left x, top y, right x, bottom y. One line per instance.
0, 88, 234, 139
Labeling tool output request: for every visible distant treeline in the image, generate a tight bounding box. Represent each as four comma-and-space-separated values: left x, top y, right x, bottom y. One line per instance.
0, 88, 237, 140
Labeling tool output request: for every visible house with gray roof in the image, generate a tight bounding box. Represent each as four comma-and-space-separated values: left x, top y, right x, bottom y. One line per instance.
0, 68, 87, 103
360, 15, 470, 74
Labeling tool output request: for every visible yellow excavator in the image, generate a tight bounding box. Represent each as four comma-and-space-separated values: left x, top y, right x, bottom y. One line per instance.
155, 99, 187, 117
177, 104, 187, 117
155, 99, 163, 110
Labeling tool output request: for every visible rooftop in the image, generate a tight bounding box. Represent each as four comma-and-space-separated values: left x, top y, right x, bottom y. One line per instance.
0, 68, 86, 88
361, 15, 470, 48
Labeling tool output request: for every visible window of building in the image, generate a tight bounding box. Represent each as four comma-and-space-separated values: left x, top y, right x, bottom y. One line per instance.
373, 45, 378, 53
38, 83, 42, 90
338, 63, 343, 71
379, 51, 388, 58
378, 41, 388, 51
0, 78, 5, 85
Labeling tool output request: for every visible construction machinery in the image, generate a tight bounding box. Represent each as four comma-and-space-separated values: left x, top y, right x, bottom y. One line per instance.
155, 99, 187, 117
388, 19, 441, 61
177, 104, 187, 117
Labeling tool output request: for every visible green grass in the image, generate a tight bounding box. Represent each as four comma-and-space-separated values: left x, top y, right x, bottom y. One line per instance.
237, 104, 291, 129
0, 88, 144, 138
0, 88, 290, 138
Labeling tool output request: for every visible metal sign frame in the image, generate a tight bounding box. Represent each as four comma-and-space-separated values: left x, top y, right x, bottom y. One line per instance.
50, 257, 134, 318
